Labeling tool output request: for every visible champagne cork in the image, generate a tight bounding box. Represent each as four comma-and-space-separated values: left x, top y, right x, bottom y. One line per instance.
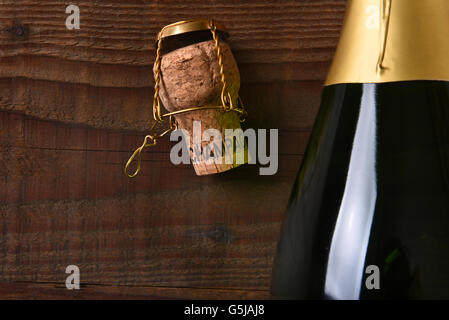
154, 20, 247, 176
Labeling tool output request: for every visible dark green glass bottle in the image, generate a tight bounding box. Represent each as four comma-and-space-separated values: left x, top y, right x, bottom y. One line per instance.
271, 0, 449, 299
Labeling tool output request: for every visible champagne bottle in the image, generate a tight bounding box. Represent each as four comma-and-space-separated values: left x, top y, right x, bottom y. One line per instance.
271, 0, 449, 299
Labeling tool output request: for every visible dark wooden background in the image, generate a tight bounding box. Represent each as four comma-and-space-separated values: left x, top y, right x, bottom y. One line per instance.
0, 0, 345, 299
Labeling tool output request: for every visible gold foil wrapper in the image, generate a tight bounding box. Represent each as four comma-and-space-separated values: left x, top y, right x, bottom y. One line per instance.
325, 0, 449, 86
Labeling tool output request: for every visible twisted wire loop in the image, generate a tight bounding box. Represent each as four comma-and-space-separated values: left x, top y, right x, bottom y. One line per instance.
124, 20, 248, 178
377, 0, 392, 73
125, 115, 178, 178
153, 35, 164, 122
209, 20, 248, 120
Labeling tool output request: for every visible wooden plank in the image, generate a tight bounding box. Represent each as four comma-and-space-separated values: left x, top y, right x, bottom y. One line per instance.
0, 282, 272, 300
0, 110, 306, 203
0, 55, 335, 85
0, 78, 323, 131
0, 0, 346, 83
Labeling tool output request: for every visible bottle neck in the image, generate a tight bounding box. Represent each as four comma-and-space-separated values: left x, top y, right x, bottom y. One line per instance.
325, 0, 449, 86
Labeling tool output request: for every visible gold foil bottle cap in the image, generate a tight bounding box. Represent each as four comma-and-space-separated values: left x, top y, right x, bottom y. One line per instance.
156, 19, 228, 41
325, 0, 449, 86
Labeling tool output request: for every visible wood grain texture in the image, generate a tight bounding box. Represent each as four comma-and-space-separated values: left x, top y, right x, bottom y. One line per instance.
0, 282, 273, 300
0, 0, 345, 77
0, 0, 346, 299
